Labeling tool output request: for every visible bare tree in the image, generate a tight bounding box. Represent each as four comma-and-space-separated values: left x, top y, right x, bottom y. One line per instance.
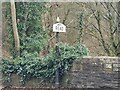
42, 2, 119, 56
84, 2, 119, 56
117, 1, 120, 56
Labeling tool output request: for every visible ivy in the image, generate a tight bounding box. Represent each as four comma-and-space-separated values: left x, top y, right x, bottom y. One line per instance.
1, 43, 88, 86
4, 2, 48, 58
16, 2, 47, 54
2, 2, 89, 87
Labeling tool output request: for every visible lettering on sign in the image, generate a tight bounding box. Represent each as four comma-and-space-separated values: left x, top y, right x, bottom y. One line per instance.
53, 23, 66, 32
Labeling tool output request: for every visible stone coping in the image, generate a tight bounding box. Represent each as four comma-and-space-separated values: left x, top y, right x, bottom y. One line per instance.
82, 56, 120, 59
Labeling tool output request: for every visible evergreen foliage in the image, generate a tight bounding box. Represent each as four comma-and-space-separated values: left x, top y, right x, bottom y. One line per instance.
2, 2, 89, 86
1, 43, 88, 86
4, 2, 47, 57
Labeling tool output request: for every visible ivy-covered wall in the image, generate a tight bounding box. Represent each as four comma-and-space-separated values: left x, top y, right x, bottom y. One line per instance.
1, 57, 119, 88
1, 42, 88, 87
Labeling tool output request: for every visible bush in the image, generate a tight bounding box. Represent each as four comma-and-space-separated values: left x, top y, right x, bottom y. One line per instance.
73, 42, 88, 58
1, 43, 88, 86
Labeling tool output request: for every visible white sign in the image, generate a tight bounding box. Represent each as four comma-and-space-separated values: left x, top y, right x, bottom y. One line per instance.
53, 23, 66, 32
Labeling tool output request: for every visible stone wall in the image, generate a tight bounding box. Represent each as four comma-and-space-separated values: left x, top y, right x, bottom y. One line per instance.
2, 56, 120, 89
64, 56, 120, 88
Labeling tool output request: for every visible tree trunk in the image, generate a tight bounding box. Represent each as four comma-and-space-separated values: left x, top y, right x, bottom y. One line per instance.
117, 1, 120, 56
10, 0, 20, 57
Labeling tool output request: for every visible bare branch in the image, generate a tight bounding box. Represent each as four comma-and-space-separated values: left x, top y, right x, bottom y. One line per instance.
62, 9, 70, 24
110, 3, 120, 17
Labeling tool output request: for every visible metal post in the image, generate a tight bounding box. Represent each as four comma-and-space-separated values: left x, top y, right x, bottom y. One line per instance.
55, 17, 60, 88
55, 32, 60, 88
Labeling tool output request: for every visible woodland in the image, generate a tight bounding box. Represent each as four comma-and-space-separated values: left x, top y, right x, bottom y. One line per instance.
1, 1, 120, 86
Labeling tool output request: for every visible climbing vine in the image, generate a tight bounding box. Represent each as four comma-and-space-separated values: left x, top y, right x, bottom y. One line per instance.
1, 43, 88, 86
2, 2, 89, 87
4, 2, 47, 58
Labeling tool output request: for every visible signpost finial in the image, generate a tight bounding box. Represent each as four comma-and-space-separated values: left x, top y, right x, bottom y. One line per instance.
53, 17, 66, 32
57, 17, 60, 22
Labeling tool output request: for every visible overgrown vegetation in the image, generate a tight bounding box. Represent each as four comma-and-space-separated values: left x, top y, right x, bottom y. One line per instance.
1, 43, 88, 86
4, 2, 47, 58
1, 2, 89, 86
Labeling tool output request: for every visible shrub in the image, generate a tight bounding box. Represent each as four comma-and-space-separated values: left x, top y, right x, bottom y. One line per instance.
1, 43, 88, 86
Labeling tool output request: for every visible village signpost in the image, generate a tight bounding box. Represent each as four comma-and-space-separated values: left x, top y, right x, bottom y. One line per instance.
53, 17, 66, 88
53, 22, 66, 32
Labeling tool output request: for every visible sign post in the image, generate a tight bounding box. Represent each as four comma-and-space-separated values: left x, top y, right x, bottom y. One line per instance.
53, 17, 66, 88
